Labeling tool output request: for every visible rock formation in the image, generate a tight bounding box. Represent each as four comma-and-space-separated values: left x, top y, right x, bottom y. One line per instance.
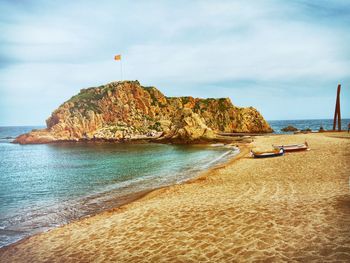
281, 125, 298, 132
14, 80, 272, 144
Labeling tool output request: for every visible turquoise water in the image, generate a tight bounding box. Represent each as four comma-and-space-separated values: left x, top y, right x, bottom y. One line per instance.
1, 119, 348, 247
0, 126, 238, 247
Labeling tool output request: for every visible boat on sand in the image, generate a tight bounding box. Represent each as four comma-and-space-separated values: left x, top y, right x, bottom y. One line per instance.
251, 148, 284, 158
273, 142, 309, 152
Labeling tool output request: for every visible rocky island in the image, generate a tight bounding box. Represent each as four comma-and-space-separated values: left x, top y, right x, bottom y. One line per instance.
14, 80, 272, 144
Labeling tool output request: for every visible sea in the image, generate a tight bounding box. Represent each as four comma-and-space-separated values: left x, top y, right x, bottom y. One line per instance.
0, 118, 349, 248
268, 118, 350, 133
0, 126, 239, 248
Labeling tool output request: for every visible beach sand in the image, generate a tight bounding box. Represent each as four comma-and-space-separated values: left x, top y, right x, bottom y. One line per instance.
1, 132, 349, 262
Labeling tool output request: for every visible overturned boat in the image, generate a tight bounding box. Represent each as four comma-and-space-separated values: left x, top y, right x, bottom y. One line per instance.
251, 148, 284, 158
273, 142, 309, 152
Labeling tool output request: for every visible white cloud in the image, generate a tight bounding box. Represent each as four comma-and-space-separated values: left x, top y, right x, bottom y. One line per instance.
0, 0, 349, 125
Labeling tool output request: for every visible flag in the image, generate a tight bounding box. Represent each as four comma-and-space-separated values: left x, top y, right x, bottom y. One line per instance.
114, 54, 121, 60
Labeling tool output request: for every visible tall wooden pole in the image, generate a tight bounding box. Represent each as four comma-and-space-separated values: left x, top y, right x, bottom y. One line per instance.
333, 84, 341, 131
333, 96, 337, 130
337, 85, 341, 131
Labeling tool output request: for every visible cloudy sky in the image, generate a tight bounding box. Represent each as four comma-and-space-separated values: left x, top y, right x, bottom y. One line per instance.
1, 0, 349, 126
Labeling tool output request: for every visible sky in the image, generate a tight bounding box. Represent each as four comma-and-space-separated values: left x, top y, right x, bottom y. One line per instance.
0, 0, 349, 126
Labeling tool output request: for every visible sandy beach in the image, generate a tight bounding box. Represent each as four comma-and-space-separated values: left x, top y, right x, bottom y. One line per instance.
1, 132, 349, 262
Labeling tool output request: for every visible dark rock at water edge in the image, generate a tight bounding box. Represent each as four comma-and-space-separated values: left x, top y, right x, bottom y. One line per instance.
281, 125, 298, 132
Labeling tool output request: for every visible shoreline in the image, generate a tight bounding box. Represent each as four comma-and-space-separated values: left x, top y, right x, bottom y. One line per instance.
0, 143, 243, 250
10, 129, 348, 145
1, 132, 349, 262
12, 131, 255, 145
0, 188, 157, 250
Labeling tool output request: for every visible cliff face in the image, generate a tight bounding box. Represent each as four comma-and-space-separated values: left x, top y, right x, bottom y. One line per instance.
14, 80, 272, 144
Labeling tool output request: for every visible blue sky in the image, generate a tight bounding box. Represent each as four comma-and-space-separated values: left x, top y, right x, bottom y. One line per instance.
1, 0, 349, 126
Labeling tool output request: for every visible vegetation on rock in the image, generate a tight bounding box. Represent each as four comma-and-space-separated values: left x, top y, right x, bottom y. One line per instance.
14, 80, 273, 144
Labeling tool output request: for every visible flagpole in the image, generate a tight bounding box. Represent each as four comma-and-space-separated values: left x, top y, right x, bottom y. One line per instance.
120, 58, 123, 81
114, 54, 123, 81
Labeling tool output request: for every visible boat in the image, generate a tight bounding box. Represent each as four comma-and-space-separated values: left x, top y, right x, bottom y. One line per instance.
251, 148, 284, 158
272, 142, 309, 152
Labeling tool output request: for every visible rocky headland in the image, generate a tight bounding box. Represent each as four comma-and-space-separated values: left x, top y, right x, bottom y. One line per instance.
14, 80, 272, 144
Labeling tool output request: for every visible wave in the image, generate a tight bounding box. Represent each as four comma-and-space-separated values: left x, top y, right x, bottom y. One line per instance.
0, 145, 240, 248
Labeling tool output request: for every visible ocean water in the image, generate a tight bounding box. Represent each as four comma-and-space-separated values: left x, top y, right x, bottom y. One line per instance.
268, 118, 350, 134
0, 126, 239, 248
1, 119, 348, 247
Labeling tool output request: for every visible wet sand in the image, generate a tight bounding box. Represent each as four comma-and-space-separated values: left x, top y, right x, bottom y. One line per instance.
1, 132, 349, 262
